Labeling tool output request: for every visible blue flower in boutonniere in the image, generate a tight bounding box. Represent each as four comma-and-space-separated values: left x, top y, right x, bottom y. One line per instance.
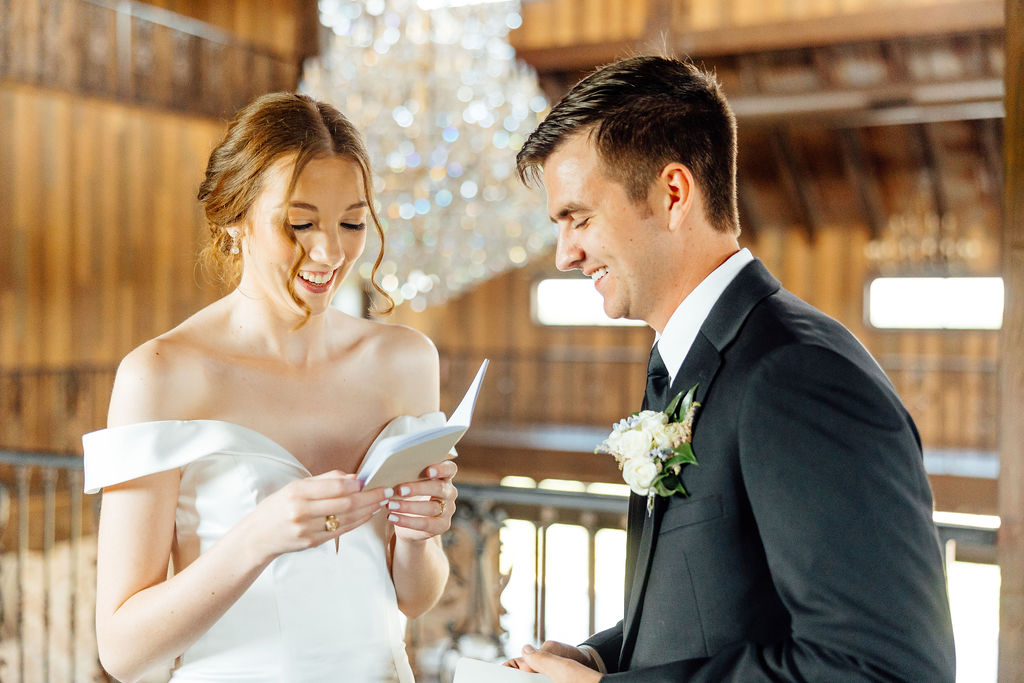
595, 385, 700, 514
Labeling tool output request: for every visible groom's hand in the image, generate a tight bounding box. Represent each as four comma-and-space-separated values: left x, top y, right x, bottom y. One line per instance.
506, 642, 602, 681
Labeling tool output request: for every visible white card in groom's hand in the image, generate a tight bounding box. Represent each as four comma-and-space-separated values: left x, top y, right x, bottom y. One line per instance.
453, 657, 553, 682
357, 360, 489, 490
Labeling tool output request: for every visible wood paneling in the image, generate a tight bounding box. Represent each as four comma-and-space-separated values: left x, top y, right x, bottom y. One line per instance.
143, 0, 317, 63
0, 83, 224, 448
0, 0, 308, 120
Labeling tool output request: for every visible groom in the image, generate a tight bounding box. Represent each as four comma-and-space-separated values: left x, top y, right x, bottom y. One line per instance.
509, 56, 955, 681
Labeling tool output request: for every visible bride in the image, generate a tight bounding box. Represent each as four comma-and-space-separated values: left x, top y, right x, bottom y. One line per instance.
83, 92, 457, 682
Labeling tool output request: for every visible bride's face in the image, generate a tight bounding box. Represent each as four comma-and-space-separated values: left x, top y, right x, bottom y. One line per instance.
235, 155, 368, 318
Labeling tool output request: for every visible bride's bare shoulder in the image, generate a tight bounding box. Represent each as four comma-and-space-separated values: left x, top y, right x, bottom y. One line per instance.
108, 303, 231, 426
350, 315, 438, 369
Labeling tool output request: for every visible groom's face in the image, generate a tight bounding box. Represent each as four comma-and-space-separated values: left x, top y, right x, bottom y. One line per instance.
544, 134, 668, 325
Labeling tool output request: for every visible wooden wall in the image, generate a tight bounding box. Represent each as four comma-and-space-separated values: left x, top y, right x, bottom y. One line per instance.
0, 83, 223, 449
142, 0, 319, 61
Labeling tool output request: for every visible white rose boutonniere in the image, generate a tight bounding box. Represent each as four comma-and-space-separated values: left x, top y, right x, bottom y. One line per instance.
596, 385, 701, 514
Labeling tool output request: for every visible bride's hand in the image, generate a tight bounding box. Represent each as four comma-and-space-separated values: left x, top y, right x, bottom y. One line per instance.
386, 460, 458, 542
243, 471, 389, 561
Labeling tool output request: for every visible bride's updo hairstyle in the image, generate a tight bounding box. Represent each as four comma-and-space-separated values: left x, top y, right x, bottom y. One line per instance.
197, 92, 393, 317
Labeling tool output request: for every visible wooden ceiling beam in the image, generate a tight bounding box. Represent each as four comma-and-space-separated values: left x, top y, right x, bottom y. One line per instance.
729, 77, 1004, 125
673, 0, 1004, 58
513, 1, 1003, 74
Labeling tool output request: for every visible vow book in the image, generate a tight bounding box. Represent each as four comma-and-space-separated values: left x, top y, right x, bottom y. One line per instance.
357, 360, 489, 489
453, 657, 553, 682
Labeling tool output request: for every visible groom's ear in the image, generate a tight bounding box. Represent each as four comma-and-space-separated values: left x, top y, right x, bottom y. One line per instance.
659, 163, 696, 233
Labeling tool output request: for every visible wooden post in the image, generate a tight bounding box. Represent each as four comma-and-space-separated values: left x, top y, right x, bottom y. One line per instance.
999, 0, 1024, 680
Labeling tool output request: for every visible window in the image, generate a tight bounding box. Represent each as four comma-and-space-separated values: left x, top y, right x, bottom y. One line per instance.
532, 279, 645, 327
867, 277, 1003, 330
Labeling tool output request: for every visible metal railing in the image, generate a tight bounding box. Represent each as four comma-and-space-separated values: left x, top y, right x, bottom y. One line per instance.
0, 459, 998, 682
0, 452, 105, 683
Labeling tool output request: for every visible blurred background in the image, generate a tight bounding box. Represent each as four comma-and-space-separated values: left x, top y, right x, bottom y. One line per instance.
0, 0, 1020, 680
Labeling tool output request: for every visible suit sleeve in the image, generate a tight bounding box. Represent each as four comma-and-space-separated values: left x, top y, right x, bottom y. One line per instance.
582, 621, 623, 674
604, 343, 955, 682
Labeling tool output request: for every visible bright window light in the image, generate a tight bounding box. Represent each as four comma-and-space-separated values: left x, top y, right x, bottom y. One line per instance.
533, 279, 646, 327
867, 277, 1003, 330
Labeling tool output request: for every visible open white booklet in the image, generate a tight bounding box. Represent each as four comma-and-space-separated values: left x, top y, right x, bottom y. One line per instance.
453, 657, 553, 682
357, 360, 489, 490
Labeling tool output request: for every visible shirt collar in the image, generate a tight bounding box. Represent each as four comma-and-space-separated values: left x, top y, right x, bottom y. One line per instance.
656, 248, 753, 383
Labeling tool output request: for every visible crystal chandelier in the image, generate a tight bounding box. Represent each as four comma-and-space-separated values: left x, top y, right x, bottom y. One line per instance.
302, 0, 552, 311
864, 184, 989, 275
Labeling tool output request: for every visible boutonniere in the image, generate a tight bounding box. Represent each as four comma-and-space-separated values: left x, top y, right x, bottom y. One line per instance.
596, 385, 701, 514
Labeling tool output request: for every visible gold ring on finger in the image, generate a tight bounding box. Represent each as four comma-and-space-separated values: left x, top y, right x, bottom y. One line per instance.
432, 498, 446, 518
325, 514, 340, 532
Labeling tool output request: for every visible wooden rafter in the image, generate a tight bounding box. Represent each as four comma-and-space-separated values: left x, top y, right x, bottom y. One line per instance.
976, 117, 1005, 199
769, 126, 818, 241
837, 128, 887, 239
907, 123, 948, 219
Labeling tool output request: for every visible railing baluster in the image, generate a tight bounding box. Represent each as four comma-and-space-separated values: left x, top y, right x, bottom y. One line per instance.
583, 513, 597, 637
16, 465, 31, 683
69, 469, 83, 683
532, 520, 542, 644
43, 467, 57, 683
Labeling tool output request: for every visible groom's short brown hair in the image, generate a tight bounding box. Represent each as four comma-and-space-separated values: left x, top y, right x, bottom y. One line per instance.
516, 55, 740, 235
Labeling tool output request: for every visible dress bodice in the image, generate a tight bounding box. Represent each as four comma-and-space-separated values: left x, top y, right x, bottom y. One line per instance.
83, 416, 442, 682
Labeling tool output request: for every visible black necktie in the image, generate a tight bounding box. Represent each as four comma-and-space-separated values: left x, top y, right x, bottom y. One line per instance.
644, 343, 671, 411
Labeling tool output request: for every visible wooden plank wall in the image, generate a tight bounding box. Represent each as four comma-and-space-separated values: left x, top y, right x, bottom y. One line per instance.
142, 0, 318, 61
0, 84, 224, 450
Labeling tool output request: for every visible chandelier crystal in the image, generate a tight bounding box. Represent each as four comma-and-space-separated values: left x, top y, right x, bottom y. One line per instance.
302, 0, 552, 311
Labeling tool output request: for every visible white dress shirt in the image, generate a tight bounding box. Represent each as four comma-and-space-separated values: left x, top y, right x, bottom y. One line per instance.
657, 248, 753, 383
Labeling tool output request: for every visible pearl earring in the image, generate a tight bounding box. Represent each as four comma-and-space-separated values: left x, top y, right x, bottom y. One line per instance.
230, 234, 240, 255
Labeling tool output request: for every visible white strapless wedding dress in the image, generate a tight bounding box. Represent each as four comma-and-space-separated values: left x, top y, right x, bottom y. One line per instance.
83, 415, 444, 682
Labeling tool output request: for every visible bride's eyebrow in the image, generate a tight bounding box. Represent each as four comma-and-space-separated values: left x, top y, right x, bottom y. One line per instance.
287, 201, 368, 211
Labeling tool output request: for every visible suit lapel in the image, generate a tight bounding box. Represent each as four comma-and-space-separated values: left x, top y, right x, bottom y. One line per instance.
618, 260, 780, 668
620, 333, 721, 665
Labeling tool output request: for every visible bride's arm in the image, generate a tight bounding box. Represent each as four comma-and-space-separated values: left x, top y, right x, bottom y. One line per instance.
380, 327, 454, 618
95, 345, 387, 682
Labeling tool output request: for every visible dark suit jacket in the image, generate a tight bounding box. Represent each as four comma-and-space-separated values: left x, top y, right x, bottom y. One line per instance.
583, 259, 955, 681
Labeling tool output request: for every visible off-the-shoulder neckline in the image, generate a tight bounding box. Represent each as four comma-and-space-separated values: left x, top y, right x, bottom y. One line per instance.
99, 419, 313, 474
94, 414, 444, 477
